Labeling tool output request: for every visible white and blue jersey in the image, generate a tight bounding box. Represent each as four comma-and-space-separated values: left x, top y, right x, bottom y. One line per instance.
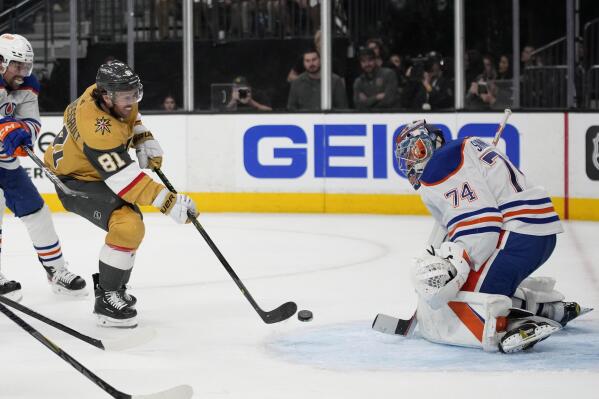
0, 74, 45, 217
419, 137, 563, 272
0, 74, 42, 169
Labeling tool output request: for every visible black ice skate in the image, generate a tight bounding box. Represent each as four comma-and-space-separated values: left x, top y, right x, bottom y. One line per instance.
0, 272, 22, 302
499, 319, 561, 353
45, 264, 88, 297
92, 273, 136, 308
94, 283, 138, 328
558, 302, 593, 327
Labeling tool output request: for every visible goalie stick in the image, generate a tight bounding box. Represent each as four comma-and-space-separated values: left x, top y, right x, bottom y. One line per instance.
0, 302, 193, 399
372, 311, 417, 337
153, 168, 298, 324
0, 295, 155, 351
372, 109, 513, 337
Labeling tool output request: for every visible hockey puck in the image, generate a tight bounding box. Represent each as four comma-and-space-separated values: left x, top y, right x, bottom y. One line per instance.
298, 309, 313, 322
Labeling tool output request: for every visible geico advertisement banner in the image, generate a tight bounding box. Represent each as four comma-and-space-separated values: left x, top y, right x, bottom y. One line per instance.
22, 115, 188, 194
569, 113, 599, 198
27, 113, 565, 197
187, 112, 562, 195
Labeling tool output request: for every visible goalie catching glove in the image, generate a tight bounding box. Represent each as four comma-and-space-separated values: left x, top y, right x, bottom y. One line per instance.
0, 117, 32, 157
133, 131, 163, 169
412, 242, 472, 310
153, 188, 198, 224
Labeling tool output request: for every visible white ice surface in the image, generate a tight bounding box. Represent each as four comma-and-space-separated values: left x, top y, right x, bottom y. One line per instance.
1, 213, 598, 398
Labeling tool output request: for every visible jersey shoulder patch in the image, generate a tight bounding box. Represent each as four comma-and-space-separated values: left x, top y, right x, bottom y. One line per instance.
76, 93, 133, 151
420, 138, 466, 186
17, 75, 41, 94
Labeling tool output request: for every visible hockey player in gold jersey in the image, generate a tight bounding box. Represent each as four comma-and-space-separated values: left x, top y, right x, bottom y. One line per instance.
44, 60, 197, 328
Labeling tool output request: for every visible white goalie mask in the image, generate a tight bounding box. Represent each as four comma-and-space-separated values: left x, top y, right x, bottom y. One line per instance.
0, 33, 34, 77
395, 120, 437, 190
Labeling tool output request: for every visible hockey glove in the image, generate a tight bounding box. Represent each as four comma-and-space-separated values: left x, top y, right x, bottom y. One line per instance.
153, 188, 198, 224
133, 131, 163, 170
413, 242, 472, 310
0, 118, 32, 157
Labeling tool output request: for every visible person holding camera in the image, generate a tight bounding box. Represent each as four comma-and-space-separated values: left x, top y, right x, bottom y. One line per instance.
352, 47, 398, 110
226, 76, 272, 112
465, 54, 497, 110
402, 52, 453, 110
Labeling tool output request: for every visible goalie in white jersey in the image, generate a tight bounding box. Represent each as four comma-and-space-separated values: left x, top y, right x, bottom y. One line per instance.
395, 120, 590, 353
0, 33, 86, 301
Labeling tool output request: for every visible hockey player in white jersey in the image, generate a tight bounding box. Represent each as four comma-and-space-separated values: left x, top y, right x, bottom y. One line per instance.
395, 119, 590, 353
0, 33, 87, 301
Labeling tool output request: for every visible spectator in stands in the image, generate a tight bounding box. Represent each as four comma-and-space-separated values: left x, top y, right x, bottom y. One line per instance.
465, 49, 484, 90
497, 54, 512, 79
387, 53, 408, 103
465, 78, 496, 110
425, 52, 453, 109
493, 54, 513, 109
226, 76, 272, 111
465, 56, 498, 110
353, 47, 397, 110
162, 94, 177, 111
366, 38, 385, 68
287, 48, 347, 111
481, 54, 497, 81
520, 45, 542, 69
288, 29, 321, 82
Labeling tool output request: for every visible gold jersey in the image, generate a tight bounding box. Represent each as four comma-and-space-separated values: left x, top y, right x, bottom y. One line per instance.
44, 84, 163, 206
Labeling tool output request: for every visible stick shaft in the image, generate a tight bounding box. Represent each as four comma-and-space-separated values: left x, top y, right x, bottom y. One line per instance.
0, 302, 129, 398
0, 295, 104, 349
153, 168, 290, 323
24, 147, 89, 199
492, 108, 512, 146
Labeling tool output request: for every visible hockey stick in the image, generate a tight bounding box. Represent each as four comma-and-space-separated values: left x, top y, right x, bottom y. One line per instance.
372, 109, 514, 336
0, 295, 155, 351
0, 302, 193, 399
23, 146, 90, 199
492, 108, 512, 146
372, 311, 417, 337
153, 168, 298, 324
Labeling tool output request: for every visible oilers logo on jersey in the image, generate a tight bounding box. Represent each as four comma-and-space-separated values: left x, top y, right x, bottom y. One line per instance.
0, 101, 15, 116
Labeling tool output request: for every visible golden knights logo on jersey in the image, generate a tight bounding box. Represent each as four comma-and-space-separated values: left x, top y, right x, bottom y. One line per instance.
95, 116, 112, 135
586, 126, 599, 181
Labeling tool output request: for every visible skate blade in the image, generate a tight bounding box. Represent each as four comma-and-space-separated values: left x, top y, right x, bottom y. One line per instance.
500, 324, 560, 353
95, 313, 138, 329
578, 306, 593, 318
51, 284, 89, 297
1, 291, 23, 302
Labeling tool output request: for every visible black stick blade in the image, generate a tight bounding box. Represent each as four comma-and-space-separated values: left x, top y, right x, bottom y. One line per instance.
261, 302, 297, 324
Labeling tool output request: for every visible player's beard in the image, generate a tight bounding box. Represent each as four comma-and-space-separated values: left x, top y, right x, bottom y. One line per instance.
7, 76, 24, 89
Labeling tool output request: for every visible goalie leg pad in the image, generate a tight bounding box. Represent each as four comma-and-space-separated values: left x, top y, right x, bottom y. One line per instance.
416, 291, 512, 352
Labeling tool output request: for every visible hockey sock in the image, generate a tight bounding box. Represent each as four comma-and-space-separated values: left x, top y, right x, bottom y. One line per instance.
537, 302, 566, 323
21, 205, 65, 269
512, 297, 565, 323
122, 268, 133, 285
98, 244, 136, 291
